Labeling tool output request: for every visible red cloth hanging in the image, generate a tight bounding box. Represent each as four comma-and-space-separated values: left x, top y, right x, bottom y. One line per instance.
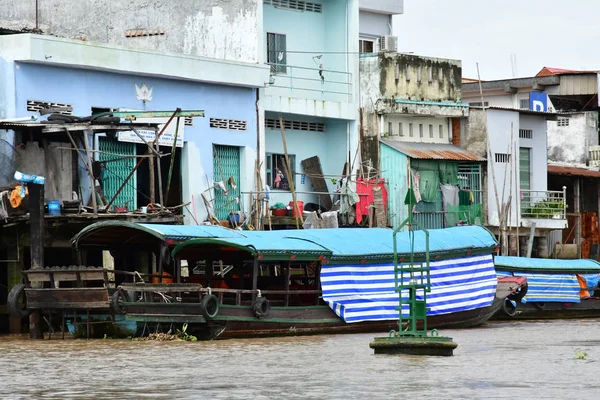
355, 178, 388, 224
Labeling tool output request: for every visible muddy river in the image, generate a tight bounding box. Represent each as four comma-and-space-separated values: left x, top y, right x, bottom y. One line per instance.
0, 319, 599, 399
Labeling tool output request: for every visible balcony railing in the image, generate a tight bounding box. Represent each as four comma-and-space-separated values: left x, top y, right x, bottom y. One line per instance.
520, 187, 567, 219
266, 63, 353, 103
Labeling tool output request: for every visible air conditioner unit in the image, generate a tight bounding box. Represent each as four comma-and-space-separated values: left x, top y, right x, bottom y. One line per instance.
379, 35, 398, 52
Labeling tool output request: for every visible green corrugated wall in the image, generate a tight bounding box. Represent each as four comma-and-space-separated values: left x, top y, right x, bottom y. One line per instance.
380, 142, 409, 230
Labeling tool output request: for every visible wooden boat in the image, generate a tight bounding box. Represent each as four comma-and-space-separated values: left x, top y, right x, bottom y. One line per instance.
8, 222, 526, 339
494, 256, 600, 320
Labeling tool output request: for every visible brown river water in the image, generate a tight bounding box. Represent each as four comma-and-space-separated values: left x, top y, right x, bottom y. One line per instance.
0, 319, 599, 399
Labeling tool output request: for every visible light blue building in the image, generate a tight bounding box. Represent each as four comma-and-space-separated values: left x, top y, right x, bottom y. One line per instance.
259, 0, 360, 211
0, 34, 269, 223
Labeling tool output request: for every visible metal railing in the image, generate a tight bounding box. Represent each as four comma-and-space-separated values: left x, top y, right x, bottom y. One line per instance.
411, 211, 446, 230
266, 63, 353, 103
520, 187, 567, 219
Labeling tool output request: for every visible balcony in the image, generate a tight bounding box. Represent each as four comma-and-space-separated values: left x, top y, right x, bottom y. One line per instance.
262, 63, 355, 119
520, 188, 567, 229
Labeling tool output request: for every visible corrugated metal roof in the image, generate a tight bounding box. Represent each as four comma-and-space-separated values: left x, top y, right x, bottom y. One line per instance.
487, 106, 568, 118
547, 164, 600, 178
381, 140, 484, 161
495, 256, 600, 273
536, 67, 598, 77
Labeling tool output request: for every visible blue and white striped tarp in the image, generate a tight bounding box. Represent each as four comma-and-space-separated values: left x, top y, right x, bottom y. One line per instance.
321, 254, 497, 323
497, 271, 580, 303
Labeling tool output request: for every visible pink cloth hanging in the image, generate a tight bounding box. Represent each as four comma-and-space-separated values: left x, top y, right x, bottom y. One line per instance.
355, 178, 388, 224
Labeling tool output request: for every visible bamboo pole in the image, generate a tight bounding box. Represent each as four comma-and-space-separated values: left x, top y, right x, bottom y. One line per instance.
279, 115, 303, 228
165, 117, 181, 203
515, 141, 520, 255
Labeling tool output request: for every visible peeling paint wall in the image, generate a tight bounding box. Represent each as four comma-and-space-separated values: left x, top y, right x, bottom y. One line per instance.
548, 113, 598, 166
361, 53, 462, 104
0, 1, 260, 63
359, 52, 463, 172
461, 108, 488, 159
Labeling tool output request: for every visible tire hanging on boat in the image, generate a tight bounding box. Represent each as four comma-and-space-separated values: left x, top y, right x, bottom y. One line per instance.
110, 289, 130, 315
502, 298, 517, 317
534, 302, 546, 310
7, 284, 29, 317
200, 294, 219, 319
252, 297, 270, 319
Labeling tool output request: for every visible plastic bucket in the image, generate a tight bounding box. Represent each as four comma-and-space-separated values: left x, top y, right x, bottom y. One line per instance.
289, 201, 304, 217
48, 200, 61, 216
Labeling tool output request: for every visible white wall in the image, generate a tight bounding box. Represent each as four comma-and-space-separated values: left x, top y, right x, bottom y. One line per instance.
384, 116, 450, 144
486, 109, 520, 227
486, 110, 549, 228
548, 112, 598, 165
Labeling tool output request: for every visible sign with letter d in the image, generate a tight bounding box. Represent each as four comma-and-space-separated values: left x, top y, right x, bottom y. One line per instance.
529, 92, 547, 112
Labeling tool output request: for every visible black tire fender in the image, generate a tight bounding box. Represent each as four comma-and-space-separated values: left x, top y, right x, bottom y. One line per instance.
110, 289, 130, 315
509, 284, 528, 302
7, 284, 29, 317
534, 302, 546, 310
252, 297, 271, 319
200, 294, 219, 319
502, 298, 517, 317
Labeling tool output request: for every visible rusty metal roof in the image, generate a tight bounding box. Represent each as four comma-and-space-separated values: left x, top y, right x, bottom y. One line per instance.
547, 164, 600, 178
381, 140, 484, 161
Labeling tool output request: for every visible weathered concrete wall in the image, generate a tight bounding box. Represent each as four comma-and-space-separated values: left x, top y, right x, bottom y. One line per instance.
548, 112, 598, 166
461, 108, 488, 159
364, 53, 462, 103
0, 0, 260, 63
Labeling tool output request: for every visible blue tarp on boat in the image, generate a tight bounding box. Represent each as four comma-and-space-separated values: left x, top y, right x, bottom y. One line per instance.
497, 271, 581, 303
321, 254, 497, 322
274, 225, 497, 259
494, 256, 600, 273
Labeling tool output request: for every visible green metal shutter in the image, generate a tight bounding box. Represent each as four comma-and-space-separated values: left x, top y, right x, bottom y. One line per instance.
98, 136, 137, 211
213, 145, 241, 220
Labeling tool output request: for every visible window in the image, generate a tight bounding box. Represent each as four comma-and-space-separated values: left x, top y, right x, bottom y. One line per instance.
428, 124, 434, 138
266, 153, 295, 190
439, 125, 444, 139
469, 101, 489, 107
399, 122, 404, 136
419, 124, 424, 138
428, 67, 433, 83
495, 153, 510, 163
27, 100, 73, 115
405, 65, 411, 82
210, 118, 248, 130
264, 0, 322, 13
267, 33, 286, 74
388, 121, 393, 136
265, 118, 325, 132
417, 67, 422, 82
519, 99, 529, 110
557, 118, 569, 127
409, 123, 414, 137
359, 39, 375, 54
519, 148, 531, 190
519, 129, 533, 139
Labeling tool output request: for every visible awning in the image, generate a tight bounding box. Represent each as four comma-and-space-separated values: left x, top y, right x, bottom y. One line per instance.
381, 140, 484, 161
72, 221, 244, 248
495, 256, 600, 274
547, 164, 600, 178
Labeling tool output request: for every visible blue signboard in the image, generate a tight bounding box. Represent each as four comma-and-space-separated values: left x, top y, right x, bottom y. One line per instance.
529, 92, 548, 112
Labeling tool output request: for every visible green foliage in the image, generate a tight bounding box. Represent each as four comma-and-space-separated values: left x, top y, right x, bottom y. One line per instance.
574, 350, 588, 360
177, 323, 198, 342
523, 199, 566, 219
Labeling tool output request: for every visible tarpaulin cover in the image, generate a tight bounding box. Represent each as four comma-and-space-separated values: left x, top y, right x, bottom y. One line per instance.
321, 254, 497, 322
497, 271, 580, 303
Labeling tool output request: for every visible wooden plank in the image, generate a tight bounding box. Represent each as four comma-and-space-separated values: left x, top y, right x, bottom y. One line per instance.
301, 156, 333, 210
125, 314, 206, 323
28, 301, 109, 309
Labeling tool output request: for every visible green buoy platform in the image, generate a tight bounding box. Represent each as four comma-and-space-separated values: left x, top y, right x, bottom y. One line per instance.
369, 200, 457, 356
370, 330, 458, 356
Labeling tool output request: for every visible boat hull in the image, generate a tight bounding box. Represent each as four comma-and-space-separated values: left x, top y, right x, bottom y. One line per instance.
495, 298, 600, 320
